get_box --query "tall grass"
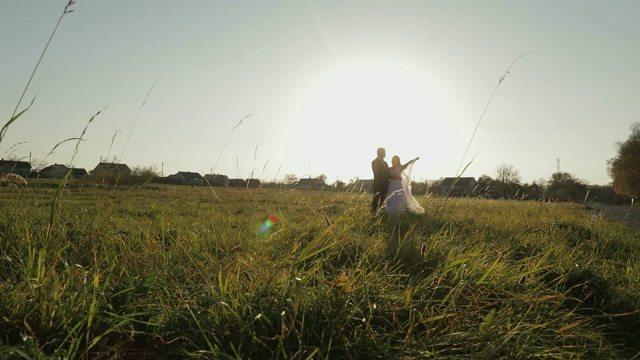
[1,186,640,359]
[119,80,159,163]
[203,114,252,198]
[46,108,106,241]
[6,0,76,130]
[455,52,532,178]
[2,5,638,358]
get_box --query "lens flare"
[257,214,278,237]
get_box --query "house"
[40,164,70,179]
[296,178,326,191]
[91,162,132,177]
[170,171,203,186]
[525,183,544,200]
[479,180,529,199]
[204,173,229,187]
[71,168,88,178]
[247,179,261,188]
[227,178,247,188]
[440,177,477,197]
[478,180,503,199]
[349,179,373,193]
[0,159,31,178]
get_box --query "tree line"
[608,122,640,205]
[7,120,638,206]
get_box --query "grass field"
[1,182,640,359]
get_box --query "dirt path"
[591,204,640,230]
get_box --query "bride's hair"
[392,156,401,167]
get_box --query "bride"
[384,155,425,215]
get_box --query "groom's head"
[377,147,386,158]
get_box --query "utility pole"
[557,158,560,173]
[503,172,507,199]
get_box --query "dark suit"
[371,157,390,213]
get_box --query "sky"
[1,0,639,185]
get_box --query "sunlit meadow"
[3,3,640,358]
[1,182,640,359]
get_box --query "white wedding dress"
[384,163,425,215]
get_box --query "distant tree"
[284,174,298,185]
[496,163,521,185]
[334,180,345,191]
[129,165,159,185]
[131,165,159,179]
[534,178,548,188]
[29,159,46,173]
[588,185,626,205]
[476,174,493,194]
[545,172,588,202]
[608,122,640,203]
[411,180,428,195]
[430,178,444,188]
[477,174,493,187]
[427,178,443,195]
[317,174,328,183]
[495,163,521,198]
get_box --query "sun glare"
[290,59,450,179]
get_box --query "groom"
[371,147,390,214]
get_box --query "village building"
[227,178,247,188]
[479,180,505,199]
[296,178,327,191]
[525,183,544,200]
[246,179,261,188]
[168,171,204,186]
[480,180,536,199]
[349,179,374,193]
[0,159,31,178]
[440,177,477,197]
[39,164,70,179]
[204,173,229,187]
[70,168,88,178]
[91,162,132,177]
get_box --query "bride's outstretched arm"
[401,157,419,171]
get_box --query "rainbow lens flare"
[257,214,278,237]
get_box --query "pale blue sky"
[1,0,639,185]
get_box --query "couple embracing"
[371,147,425,216]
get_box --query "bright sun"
[289,58,450,179]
